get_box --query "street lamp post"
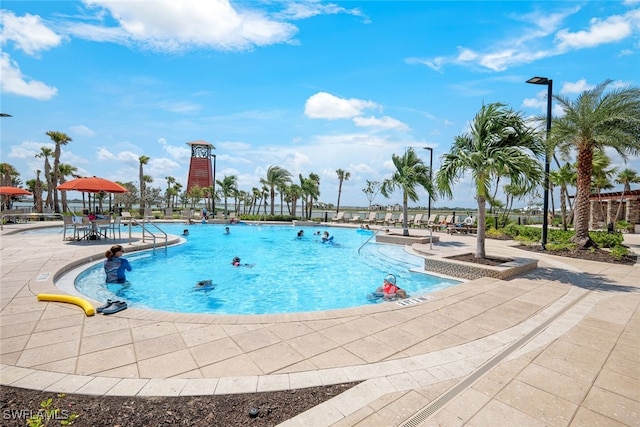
[526,76,553,250]
[423,146,434,249]
[423,147,433,220]
[212,154,217,214]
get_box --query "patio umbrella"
[57,176,128,193]
[0,186,32,196]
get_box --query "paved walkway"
[1,221,638,426]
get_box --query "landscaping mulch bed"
[447,253,510,266]
[0,383,358,427]
[516,245,638,266]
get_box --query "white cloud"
[8,141,52,159]
[353,115,410,131]
[77,0,298,52]
[555,11,638,50]
[0,10,62,56]
[277,2,367,21]
[304,92,378,119]
[0,53,58,100]
[70,125,96,137]
[408,6,640,72]
[560,78,594,94]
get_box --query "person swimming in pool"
[375,274,407,300]
[321,231,333,243]
[297,230,304,238]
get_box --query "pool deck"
[1,221,639,426]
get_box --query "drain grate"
[400,288,594,427]
[396,296,431,307]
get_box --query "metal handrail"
[1,212,63,230]
[358,228,383,254]
[141,219,168,252]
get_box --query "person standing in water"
[104,245,132,283]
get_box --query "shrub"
[610,245,630,260]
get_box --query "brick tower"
[186,140,216,208]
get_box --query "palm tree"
[45,131,72,213]
[35,147,55,210]
[614,168,640,222]
[436,102,543,258]
[260,166,292,216]
[0,163,20,210]
[164,176,176,209]
[216,175,238,219]
[335,169,351,213]
[34,170,44,213]
[549,163,576,230]
[299,173,320,220]
[380,148,432,236]
[58,163,78,212]
[551,80,640,248]
[138,155,150,210]
[590,150,616,224]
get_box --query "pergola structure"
[589,189,640,229]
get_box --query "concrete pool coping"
[1,220,639,426]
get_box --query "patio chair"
[62,216,76,240]
[331,211,345,223]
[362,212,377,224]
[75,217,91,240]
[411,213,424,227]
[394,213,413,227]
[376,212,394,225]
[95,218,113,239]
[348,215,361,224]
[105,216,123,239]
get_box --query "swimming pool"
[73,223,460,315]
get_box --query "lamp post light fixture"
[212,153,217,214]
[526,76,552,250]
[423,146,433,220]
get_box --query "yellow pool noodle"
[37,294,95,316]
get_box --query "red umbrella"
[0,186,32,196]
[57,177,128,193]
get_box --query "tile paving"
[0,221,638,426]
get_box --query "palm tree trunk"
[402,194,409,236]
[572,148,595,248]
[476,195,487,258]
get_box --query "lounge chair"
[180,209,192,222]
[331,212,345,223]
[362,212,377,224]
[348,215,361,224]
[395,214,413,227]
[143,207,154,221]
[411,213,424,228]
[376,212,393,225]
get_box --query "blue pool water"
[73,223,460,315]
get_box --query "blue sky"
[1,0,639,209]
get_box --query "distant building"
[589,189,640,228]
